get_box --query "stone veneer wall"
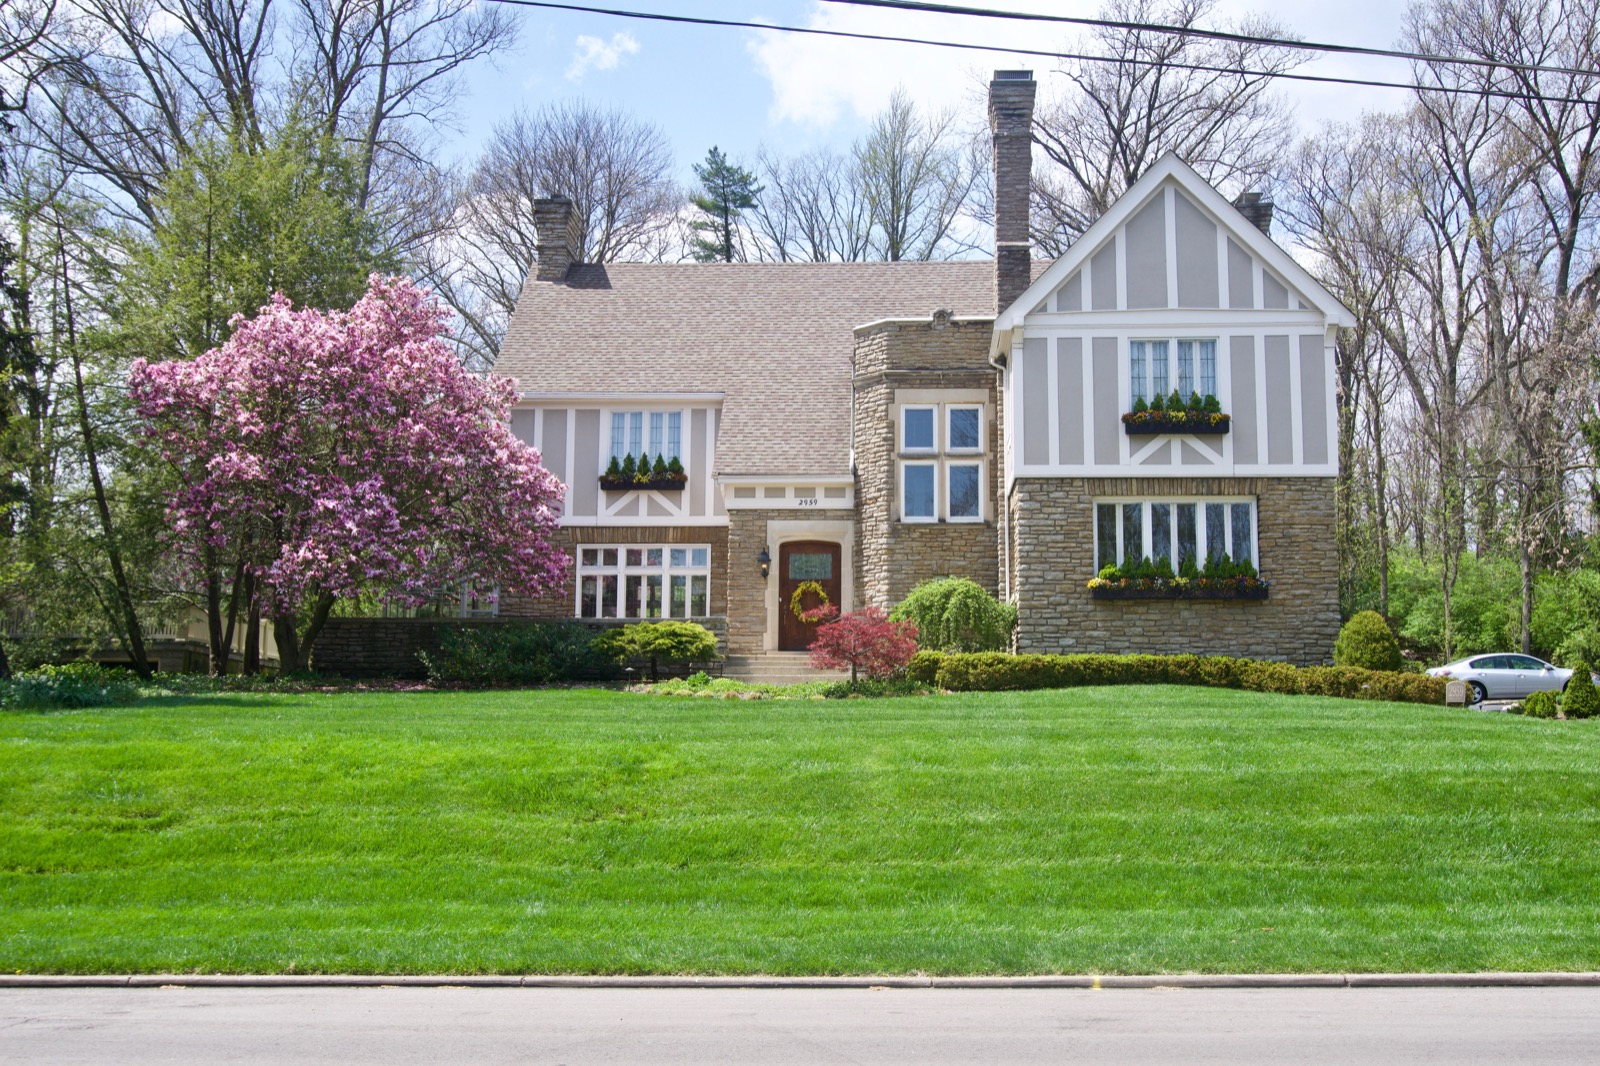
[1008,475,1339,665]
[724,506,856,654]
[499,525,729,621]
[853,317,1001,611]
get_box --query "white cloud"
[566,32,641,82]
[747,1,1412,133]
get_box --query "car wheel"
[1468,681,1488,704]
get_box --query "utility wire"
[482,0,1598,106]
[820,0,1600,81]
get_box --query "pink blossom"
[129,275,569,617]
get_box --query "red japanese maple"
[807,607,919,683]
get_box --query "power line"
[482,0,1598,107]
[820,0,1600,81]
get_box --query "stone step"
[722,653,850,685]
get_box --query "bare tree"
[856,89,980,261]
[424,101,680,364]
[751,146,871,263]
[1031,0,1301,253]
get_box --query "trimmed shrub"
[809,607,919,682]
[593,620,719,681]
[929,651,1447,706]
[890,577,1017,653]
[1560,660,1599,719]
[1521,690,1560,719]
[906,650,944,685]
[1334,611,1402,672]
[0,663,143,710]
[419,622,605,686]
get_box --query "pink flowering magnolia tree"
[807,606,919,684]
[130,275,568,672]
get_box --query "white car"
[1426,654,1584,703]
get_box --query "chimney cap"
[993,69,1033,81]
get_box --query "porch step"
[722,653,851,686]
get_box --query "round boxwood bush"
[890,577,1017,653]
[1561,660,1599,719]
[1519,690,1559,719]
[1333,611,1402,672]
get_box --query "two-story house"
[493,70,1353,671]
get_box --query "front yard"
[2,686,1597,975]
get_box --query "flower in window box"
[666,456,688,484]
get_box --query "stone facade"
[500,524,729,621]
[725,507,857,654]
[988,72,1036,314]
[1007,476,1340,665]
[853,316,1001,610]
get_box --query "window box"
[1121,411,1231,435]
[599,474,687,492]
[1088,577,1269,602]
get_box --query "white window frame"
[576,543,712,619]
[896,402,988,523]
[607,409,685,463]
[1129,337,1220,404]
[945,461,985,523]
[900,461,939,523]
[945,404,984,454]
[1093,497,1257,574]
[900,405,938,454]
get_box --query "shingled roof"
[495,260,1047,478]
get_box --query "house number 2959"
[795,497,820,507]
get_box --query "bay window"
[898,402,987,523]
[578,544,711,618]
[1095,499,1256,573]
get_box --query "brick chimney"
[1232,191,1274,237]
[533,195,583,282]
[989,70,1036,315]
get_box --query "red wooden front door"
[777,541,842,651]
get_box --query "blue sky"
[445,0,1415,180]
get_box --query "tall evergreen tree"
[689,147,762,263]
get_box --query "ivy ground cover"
[3,688,1598,975]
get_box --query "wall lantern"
[757,548,771,580]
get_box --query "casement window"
[1130,339,1219,402]
[1094,499,1256,573]
[898,403,986,523]
[609,411,683,461]
[578,544,711,619]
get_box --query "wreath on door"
[789,580,832,624]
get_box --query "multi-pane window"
[1094,499,1256,573]
[899,403,986,523]
[577,544,711,618]
[609,411,684,461]
[1130,339,1218,402]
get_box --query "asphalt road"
[5,986,1599,1064]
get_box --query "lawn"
[2,686,1597,975]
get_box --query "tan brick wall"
[501,525,729,621]
[853,318,1001,611]
[1008,475,1339,665]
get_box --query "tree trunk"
[242,573,261,676]
[1519,541,1534,655]
[61,232,152,679]
[0,636,11,680]
[273,611,302,674]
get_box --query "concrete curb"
[4,973,1599,990]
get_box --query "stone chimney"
[533,195,583,282]
[1232,191,1274,237]
[989,70,1036,315]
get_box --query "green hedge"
[418,622,609,686]
[916,651,1447,705]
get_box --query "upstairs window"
[899,402,986,523]
[610,411,683,461]
[1131,339,1218,403]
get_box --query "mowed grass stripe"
[2,686,1597,974]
